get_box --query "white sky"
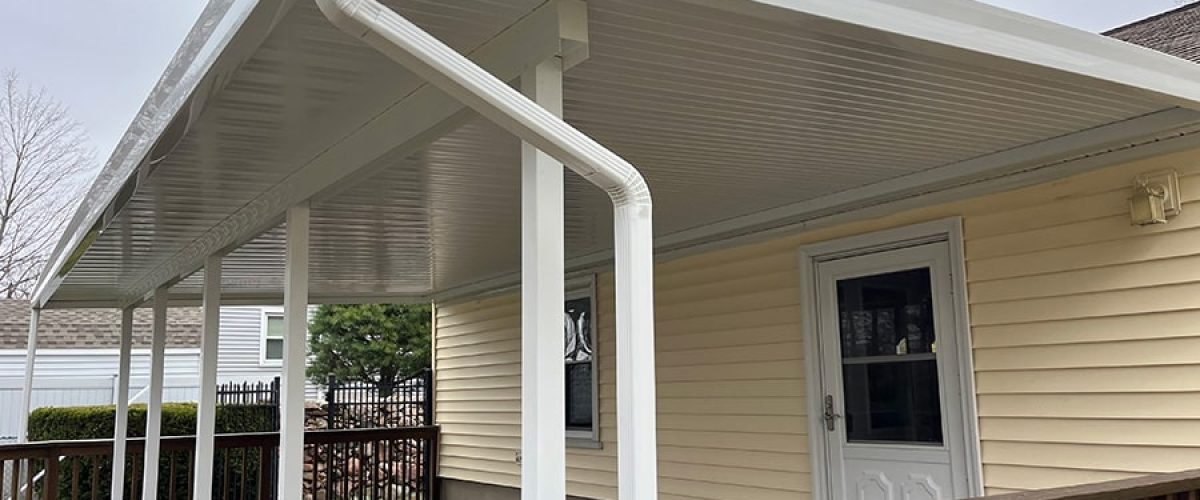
[0,0,1188,175]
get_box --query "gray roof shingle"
[0,300,201,349]
[1106,2,1200,62]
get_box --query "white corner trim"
[796,217,983,498]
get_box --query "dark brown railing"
[974,469,1200,500]
[0,426,438,500]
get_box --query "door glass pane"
[837,267,943,444]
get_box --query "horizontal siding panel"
[978,393,1200,419]
[982,464,1143,491]
[976,365,1200,393]
[981,441,1200,474]
[981,418,1200,447]
[971,281,1200,326]
[658,445,809,473]
[969,254,1200,304]
[974,337,1200,371]
[966,201,1200,260]
[967,226,1200,281]
[971,310,1200,348]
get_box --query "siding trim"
[797,217,984,497]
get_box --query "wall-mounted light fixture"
[1130,169,1181,226]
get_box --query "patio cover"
[32,0,1200,309]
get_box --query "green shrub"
[27,403,276,499]
[28,402,276,441]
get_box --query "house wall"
[0,306,321,443]
[432,147,1200,498]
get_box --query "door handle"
[824,395,840,431]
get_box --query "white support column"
[193,255,222,499]
[142,286,169,499]
[278,202,310,499]
[519,58,566,500]
[18,308,40,443]
[111,307,135,499]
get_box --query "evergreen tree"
[306,304,432,397]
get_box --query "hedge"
[26,403,276,499]
[27,402,276,441]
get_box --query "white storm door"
[815,242,971,500]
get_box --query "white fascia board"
[684,0,1200,110]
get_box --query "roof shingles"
[1107,2,1200,63]
[0,300,201,349]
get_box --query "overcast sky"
[0,0,1187,176]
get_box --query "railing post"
[325,375,337,430]
[44,448,58,499]
[272,376,282,432]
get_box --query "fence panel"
[325,369,433,430]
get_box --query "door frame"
[798,217,983,498]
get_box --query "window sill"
[566,436,602,450]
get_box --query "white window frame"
[259,307,285,367]
[565,275,600,448]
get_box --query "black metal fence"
[325,369,434,430]
[216,378,281,432]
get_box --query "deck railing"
[974,469,1200,500]
[0,426,438,500]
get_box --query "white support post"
[193,255,222,499]
[519,58,566,500]
[18,308,40,443]
[142,286,169,499]
[111,307,135,499]
[278,202,310,499]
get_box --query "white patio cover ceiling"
[34,0,1200,308]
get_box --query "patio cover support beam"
[519,58,565,500]
[278,202,310,498]
[142,285,169,499]
[315,1,658,497]
[111,307,135,499]
[18,308,39,443]
[193,255,222,499]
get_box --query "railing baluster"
[238,447,247,499]
[221,448,231,500]
[70,456,79,500]
[168,451,178,500]
[89,456,98,500]
[186,449,194,500]
[131,454,140,500]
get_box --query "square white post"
[18,308,39,443]
[520,57,566,500]
[142,285,169,499]
[193,255,222,498]
[111,306,135,498]
[278,202,310,498]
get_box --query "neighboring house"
[20,0,1200,499]
[0,301,317,442]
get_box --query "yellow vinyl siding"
[435,148,1200,498]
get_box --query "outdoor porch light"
[1130,170,1181,226]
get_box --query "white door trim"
[798,217,983,499]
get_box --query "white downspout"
[312,1,658,498]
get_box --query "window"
[565,280,598,444]
[262,311,285,365]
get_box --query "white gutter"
[313,1,658,499]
